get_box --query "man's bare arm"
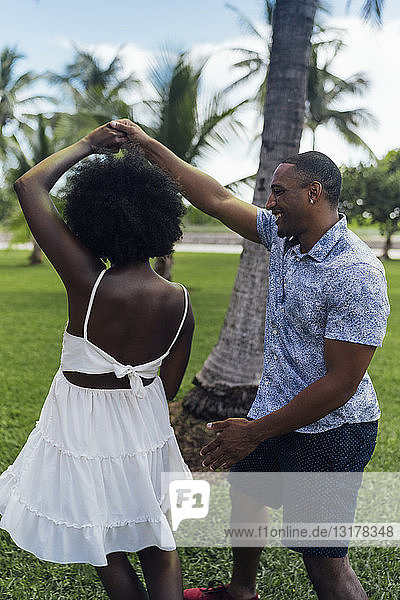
[110,119,260,243]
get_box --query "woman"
[0,123,194,600]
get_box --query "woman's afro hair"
[62,148,185,265]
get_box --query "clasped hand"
[82,123,129,154]
[200,418,260,471]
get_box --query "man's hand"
[200,418,261,471]
[109,119,151,147]
[82,123,127,154]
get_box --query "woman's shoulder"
[155,279,189,314]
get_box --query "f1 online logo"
[169,480,210,531]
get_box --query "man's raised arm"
[110,119,260,243]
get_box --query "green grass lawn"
[0,250,399,599]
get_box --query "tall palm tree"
[305,39,375,154]
[225,3,375,154]
[47,47,138,94]
[183,0,318,418]
[183,0,385,419]
[145,50,245,164]
[222,1,274,112]
[144,50,246,278]
[4,114,56,264]
[47,47,139,96]
[0,46,47,157]
[47,47,140,145]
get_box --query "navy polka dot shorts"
[229,420,378,558]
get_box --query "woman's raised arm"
[14,123,126,287]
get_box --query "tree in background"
[1,47,140,264]
[1,114,57,264]
[1,46,245,270]
[225,2,375,155]
[223,1,274,113]
[0,46,47,157]
[144,49,246,279]
[183,0,385,420]
[305,35,375,154]
[46,47,139,144]
[0,46,54,228]
[183,0,318,419]
[341,149,400,260]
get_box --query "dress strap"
[83,270,107,340]
[165,284,189,354]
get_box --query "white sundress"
[0,269,192,566]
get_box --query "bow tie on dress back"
[113,364,145,398]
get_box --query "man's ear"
[308,181,323,204]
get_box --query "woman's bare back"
[64,262,188,389]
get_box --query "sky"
[2,0,400,194]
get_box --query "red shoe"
[183,582,260,599]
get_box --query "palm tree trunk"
[183,0,318,420]
[29,238,42,265]
[381,224,397,260]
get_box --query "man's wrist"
[248,417,270,445]
[142,136,162,162]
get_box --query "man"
[110,120,390,600]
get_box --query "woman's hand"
[82,122,128,154]
[109,119,151,147]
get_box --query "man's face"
[266,163,310,239]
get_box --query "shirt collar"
[291,214,348,262]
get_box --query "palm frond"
[323,72,370,104]
[147,50,203,159]
[45,46,139,101]
[225,173,257,192]
[225,3,265,38]
[361,0,384,24]
[330,110,377,158]
[188,95,247,162]
[263,1,275,25]
[346,0,384,24]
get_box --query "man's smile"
[272,210,284,224]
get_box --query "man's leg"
[303,554,368,600]
[185,436,279,599]
[280,422,378,600]
[227,487,268,600]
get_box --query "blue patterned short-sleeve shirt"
[248,209,390,433]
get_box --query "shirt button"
[296,257,300,262]
[273,329,278,335]
[280,307,284,312]
[273,354,278,360]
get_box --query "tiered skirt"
[0,369,191,566]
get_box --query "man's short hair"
[283,151,342,207]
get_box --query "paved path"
[180,231,400,249]
[1,231,400,258]
[175,231,400,259]
[176,243,400,259]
